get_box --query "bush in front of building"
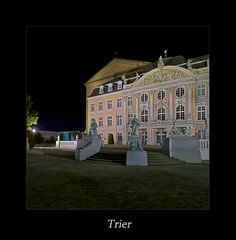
[108,134,114,144]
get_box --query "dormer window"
[117,81,122,90]
[99,86,104,94]
[108,83,113,92]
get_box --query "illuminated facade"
[85,54,209,145]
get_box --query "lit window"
[99,102,103,111]
[158,90,165,100]
[90,103,95,112]
[176,87,184,97]
[141,109,148,122]
[197,106,206,120]
[99,86,104,94]
[99,117,103,127]
[157,107,166,120]
[108,83,113,92]
[127,97,133,106]
[117,81,122,90]
[141,93,148,103]
[107,100,112,110]
[117,115,122,126]
[117,98,122,108]
[107,116,112,126]
[197,84,206,96]
[128,113,133,124]
[176,105,185,120]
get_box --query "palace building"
[84,53,209,145]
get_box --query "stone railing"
[56,140,77,149]
[198,140,209,160]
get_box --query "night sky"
[26,26,209,132]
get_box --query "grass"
[26,150,209,210]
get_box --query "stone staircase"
[86,148,185,166]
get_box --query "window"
[176,105,185,120]
[99,86,104,94]
[176,87,184,97]
[157,107,166,120]
[90,103,95,112]
[117,115,122,126]
[117,132,122,143]
[197,106,206,120]
[127,97,133,106]
[117,81,122,90]
[141,109,148,122]
[141,93,148,103]
[158,90,165,100]
[197,84,206,96]
[99,133,103,140]
[98,117,103,127]
[141,130,148,145]
[99,102,103,111]
[107,100,112,110]
[107,116,112,126]
[117,98,122,108]
[128,113,133,124]
[197,129,206,139]
[108,83,113,92]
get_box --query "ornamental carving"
[134,66,193,88]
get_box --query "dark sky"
[26,26,209,132]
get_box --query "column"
[188,84,192,119]
[150,91,154,121]
[123,96,127,144]
[135,94,139,118]
[148,128,152,145]
[169,88,173,120]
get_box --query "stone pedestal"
[126,150,148,166]
[126,135,148,166]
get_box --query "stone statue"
[158,55,164,68]
[130,115,140,136]
[75,134,79,141]
[90,118,98,136]
[57,135,60,141]
[169,121,179,135]
[187,58,193,70]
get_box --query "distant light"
[32,128,36,133]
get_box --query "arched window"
[176,105,185,120]
[157,107,166,120]
[141,109,148,122]
[157,90,165,100]
[141,93,148,103]
[176,87,184,97]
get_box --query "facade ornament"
[158,55,164,68]
[187,58,193,70]
[164,49,167,58]
[122,75,127,85]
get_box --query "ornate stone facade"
[85,55,209,145]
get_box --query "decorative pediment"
[133,66,194,88]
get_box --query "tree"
[27,95,39,131]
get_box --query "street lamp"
[32,128,36,133]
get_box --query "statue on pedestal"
[90,118,98,136]
[130,115,140,136]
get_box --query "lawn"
[26,151,209,210]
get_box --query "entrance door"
[156,129,167,145]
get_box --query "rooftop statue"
[158,55,164,68]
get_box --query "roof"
[88,54,209,98]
